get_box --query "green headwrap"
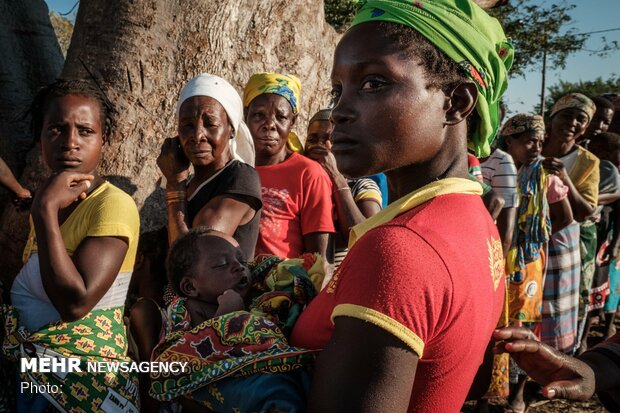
[350,0,514,157]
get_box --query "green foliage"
[489,0,586,77]
[324,0,358,33]
[49,12,74,57]
[534,75,620,116]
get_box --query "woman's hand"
[543,157,569,182]
[306,146,344,183]
[157,137,190,188]
[12,188,33,211]
[33,172,93,213]
[493,326,596,400]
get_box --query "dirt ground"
[461,317,618,413]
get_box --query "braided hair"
[30,79,115,142]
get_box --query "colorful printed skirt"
[605,260,620,313]
[1,305,139,413]
[508,250,547,323]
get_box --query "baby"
[151,227,321,412]
[166,227,251,326]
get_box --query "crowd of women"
[0,0,619,412]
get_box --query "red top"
[291,193,505,413]
[255,152,335,258]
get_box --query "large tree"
[0,0,339,281]
[0,0,64,286]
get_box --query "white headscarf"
[176,74,255,166]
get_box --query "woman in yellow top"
[541,93,600,355]
[5,79,140,413]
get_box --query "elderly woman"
[133,74,262,411]
[157,73,262,258]
[542,93,600,355]
[243,73,335,260]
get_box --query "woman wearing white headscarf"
[157,73,262,259]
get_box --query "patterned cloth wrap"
[149,254,325,411]
[1,305,139,413]
[507,158,551,322]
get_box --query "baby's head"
[167,228,251,302]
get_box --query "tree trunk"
[0,0,63,285]
[0,0,338,280]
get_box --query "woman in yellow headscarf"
[243,72,335,261]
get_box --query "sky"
[45,0,620,114]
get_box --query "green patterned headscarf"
[350,0,514,157]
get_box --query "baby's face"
[190,235,251,302]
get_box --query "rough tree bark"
[0,0,63,285]
[0,0,338,280]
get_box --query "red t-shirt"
[291,193,505,413]
[255,152,335,258]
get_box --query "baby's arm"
[185,298,216,327]
[214,289,245,317]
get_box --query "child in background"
[304,108,382,268]
[578,96,615,149]
[481,142,518,256]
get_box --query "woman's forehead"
[179,95,227,117]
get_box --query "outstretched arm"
[493,327,596,400]
[0,157,30,198]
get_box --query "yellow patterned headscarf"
[500,114,545,137]
[243,72,304,153]
[243,72,302,113]
[550,93,596,121]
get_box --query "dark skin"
[157,96,256,245]
[0,156,31,209]
[178,234,250,326]
[245,93,331,258]
[33,95,128,321]
[583,107,614,141]
[505,131,574,233]
[494,326,620,398]
[542,108,596,222]
[308,22,478,412]
[305,119,381,244]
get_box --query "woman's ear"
[443,81,478,126]
[180,276,197,297]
